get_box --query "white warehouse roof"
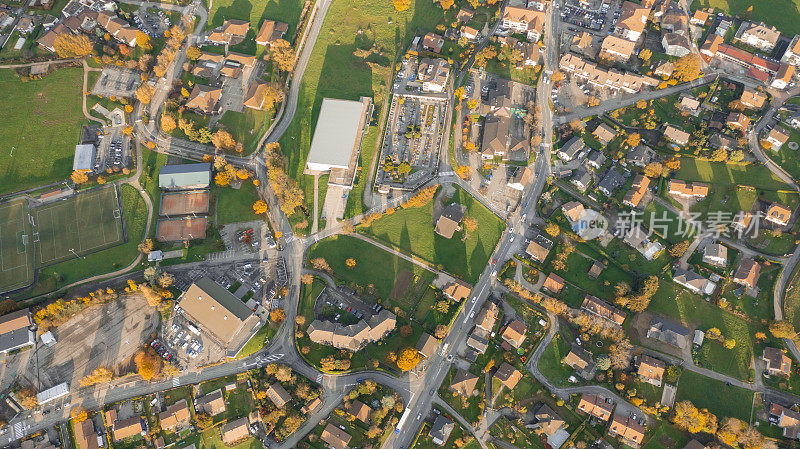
[306,98,371,172]
[36,382,69,404]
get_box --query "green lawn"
[641,422,689,449]
[215,182,261,225]
[438,367,485,426]
[691,0,800,35]
[675,370,754,421]
[0,68,88,194]
[236,321,278,358]
[217,108,274,155]
[360,185,505,283]
[536,332,574,386]
[784,264,800,331]
[276,0,443,230]
[343,123,380,219]
[765,128,800,182]
[207,0,306,42]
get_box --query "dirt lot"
[35,294,160,389]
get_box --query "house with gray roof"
[570,168,592,192]
[557,137,585,161]
[429,415,455,446]
[159,163,211,190]
[596,168,625,196]
[587,151,607,169]
[647,316,691,349]
[673,267,716,295]
[626,145,656,167]
[0,309,35,354]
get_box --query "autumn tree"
[672,401,718,434]
[545,222,560,237]
[270,308,286,323]
[215,172,230,186]
[253,200,268,214]
[609,339,633,370]
[71,170,89,184]
[639,48,652,62]
[710,148,727,161]
[134,348,162,381]
[668,240,690,258]
[17,388,38,409]
[186,46,201,60]
[643,162,663,178]
[211,129,236,152]
[345,258,357,269]
[396,347,420,371]
[79,366,114,387]
[157,273,174,288]
[276,364,292,382]
[392,0,411,10]
[439,0,455,8]
[673,54,702,82]
[138,238,154,254]
[54,34,94,58]
[136,31,152,51]
[770,320,796,339]
[311,257,331,273]
[435,324,448,338]
[301,274,314,285]
[625,132,641,148]
[135,83,155,105]
[161,114,177,133]
[71,407,88,422]
[196,412,213,429]
[269,39,296,73]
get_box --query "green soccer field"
[0,198,34,293]
[33,185,124,266]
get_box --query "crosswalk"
[12,422,23,440]
[172,377,180,387]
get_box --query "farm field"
[0,68,87,194]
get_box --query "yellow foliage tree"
[392,0,411,11]
[71,170,89,184]
[134,348,162,381]
[71,407,88,422]
[345,258,356,269]
[215,172,230,186]
[253,200,268,214]
[161,114,177,133]
[396,347,420,371]
[270,308,286,323]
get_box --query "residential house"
[525,233,553,262]
[243,80,273,110]
[765,126,791,150]
[421,32,444,53]
[733,258,761,289]
[254,19,287,46]
[702,243,728,267]
[661,10,689,35]
[762,347,792,376]
[577,394,613,421]
[673,267,716,295]
[587,151,607,170]
[466,331,489,353]
[266,383,292,407]
[663,125,690,147]
[597,168,625,196]
[732,211,755,233]
[769,403,800,439]
[0,309,35,354]
[679,95,701,114]
[461,26,478,40]
[429,415,455,446]
[417,58,450,92]
[158,400,191,431]
[196,390,226,416]
[494,363,522,389]
[772,63,795,89]
[559,54,659,94]
[668,180,708,200]
[593,123,616,145]
[501,319,527,348]
[622,174,650,208]
[516,40,540,66]
[501,6,545,41]
[416,333,438,358]
[700,33,723,59]
[588,261,605,279]
[727,111,751,131]
[599,35,637,62]
[736,21,780,51]
[508,166,534,190]
[614,1,649,41]
[647,316,691,349]
[690,9,709,25]
[637,355,666,386]
[564,345,593,370]
[185,85,222,115]
[450,369,479,397]
[782,34,800,66]
[543,273,565,294]
[654,61,675,78]
[435,203,465,238]
[348,401,372,424]
[765,203,792,226]
[456,8,474,23]
[301,398,321,414]
[321,423,351,449]
[15,16,35,34]
[207,19,249,45]
[571,31,594,55]
[475,302,499,333]
[110,415,145,441]
[571,168,592,192]
[608,415,646,446]
[221,418,249,445]
[740,88,767,109]
[626,145,656,167]
[443,280,471,302]
[74,418,99,449]
[558,137,585,161]
[581,295,626,325]
[530,404,569,449]
[480,114,528,161]
[621,225,664,260]
[37,23,68,52]
[662,33,692,57]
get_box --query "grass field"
[537,332,574,386]
[277,0,443,228]
[0,68,87,194]
[216,182,260,225]
[360,186,505,282]
[765,128,800,182]
[33,185,124,266]
[0,198,34,292]
[217,108,274,155]
[207,0,306,42]
[784,264,800,331]
[675,370,754,420]
[691,0,800,35]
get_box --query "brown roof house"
[664,125,690,147]
[221,417,250,445]
[196,389,226,416]
[608,414,646,446]
[348,400,372,424]
[543,273,565,294]
[456,8,474,23]
[581,295,626,325]
[442,280,471,302]
[494,363,522,390]
[158,399,191,431]
[266,383,292,407]
[501,319,527,349]
[668,180,708,200]
[254,19,288,46]
[207,19,249,45]
[525,235,553,262]
[733,258,761,290]
[450,369,479,397]
[577,394,613,421]
[110,416,146,441]
[765,126,791,150]
[185,85,222,116]
[416,333,439,358]
[614,1,650,41]
[762,347,792,376]
[475,302,499,333]
[321,423,351,449]
[765,203,792,227]
[593,123,617,145]
[531,404,568,447]
[622,174,650,208]
[769,403,800,439]
[74,419,99,449]
[243,80,276,111]
[564,345,594,371]
[740,88,767,109]
[435,203,465,239]
[637,355,666,386]
[421,32,444,53]
[726,112,751,131]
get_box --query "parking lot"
[134,7,171,38]
[91,67,141,99]
[313,284,385,324]
[560,0,619,33]
[93,128,132,173]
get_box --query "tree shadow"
[210,0,252,28]
[261,0,307,42]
